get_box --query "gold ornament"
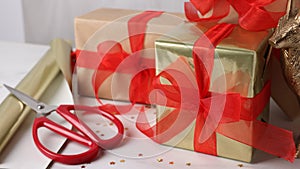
[269,9,300,97]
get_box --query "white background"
[0,0,186,44]
[0,0,24,42]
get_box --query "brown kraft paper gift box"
[74,8,184,102]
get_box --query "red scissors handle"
[32,105,124,165]
[32,117,99,165]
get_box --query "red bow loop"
[185,0,288,31]
[185,0,231,22]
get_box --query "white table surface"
[0,41,299,169]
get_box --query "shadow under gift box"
[74,8,184,102]
[155,22,272,163]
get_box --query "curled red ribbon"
[185,0,287,31]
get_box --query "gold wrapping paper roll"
[0,39,72,154]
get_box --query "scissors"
[4,84,124,165]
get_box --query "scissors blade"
[3,84,56,114]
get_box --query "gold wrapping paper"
[155,23,271,163]
[0,39,72,153]
[74,8,184,101]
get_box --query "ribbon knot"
[140,9,295,161]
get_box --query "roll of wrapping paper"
[0,39,72,153]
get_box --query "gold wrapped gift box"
[155,22,271,162]
[74,8,184,102]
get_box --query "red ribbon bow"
[179,0,295,161]
[137,23,295,162]
[75,4,296,162]
[185,0,287,31]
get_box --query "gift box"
[154,22,273,163]
[74,8,184,103]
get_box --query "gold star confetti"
[295,141,300,158]
[109,122,114,126]
[169,161,174,165]
[109,161,116,165]
[124,127,129,131]
[186,162,191,166]
[237,164,243,167]
[120,159,125,163]
[156,158,163,162]
[96,130,100,133]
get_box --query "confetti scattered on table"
[138,153,143,157]
[169,161,174,165]
[237,164,243,167]
[124,127,129,131]
[81,165,86,168]
[157,158,163,162]
[186,162,191,166]
[100,134,105,137]
[120,159,125,163]
[96,122,101,125]
[130,116,135,119]
[109,161,116,165]
[96,130,100,133]
[109,122,114,126]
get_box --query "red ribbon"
[76,11,163,104]
[75,3,296,162]
[180,0,295,161]
[185,0,287,31]
[136,23,295,161]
